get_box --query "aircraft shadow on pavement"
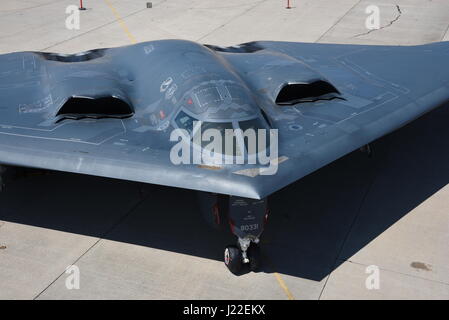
[1,103,448,281]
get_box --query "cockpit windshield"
[174,110,270,157]
[200,121,237,156]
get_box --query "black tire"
[247,243,261,271]
[224,245,242,274]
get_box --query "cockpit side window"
[175,111,196,135]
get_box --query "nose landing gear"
[197,192,268,274]
[224,239,261,274]
[223,196,267,274]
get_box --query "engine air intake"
[275,80,341,105]
[56,96,133,122]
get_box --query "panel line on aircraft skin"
[0,120,126,146]
[336,57,410,94]
[0,123,66,132]
[291,94,400,136]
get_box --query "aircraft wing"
[0,40,448,199]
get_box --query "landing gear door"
[229,196,267,239]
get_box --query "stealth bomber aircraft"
[1,39,448,273]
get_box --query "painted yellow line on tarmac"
[274,272,295,300]
[103,0,137,44]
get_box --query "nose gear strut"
[223,196,267,274]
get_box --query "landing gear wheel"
[247,243,261,271]
[224,245,242,274]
